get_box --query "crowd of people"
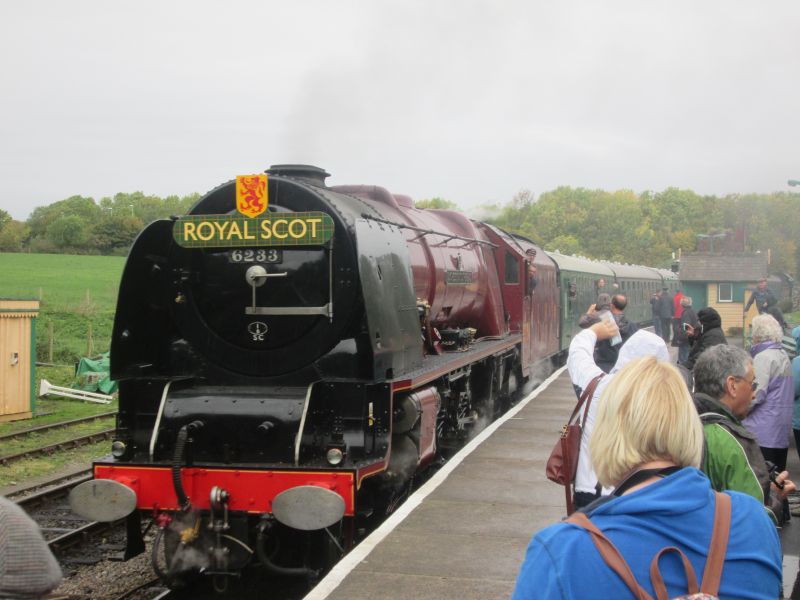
[514,278,799,599]
[1,276,796,599]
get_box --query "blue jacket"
[511,468,781,600]
[792,326,800,430]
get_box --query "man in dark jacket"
[657,287,674,344]
[693,344,795,526]
[593,294,639,373]
[650,290,662,338]
[684,306,727,371]
[744,278,778,315]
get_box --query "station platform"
[304,362,800,600]
[304,366,572,600]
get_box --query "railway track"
[9,468,167,600]
[0,427,117,465]
[11,468,121,554]
[0,411,116,445]
[11,468,93,506]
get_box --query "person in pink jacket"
[672,288,684,346]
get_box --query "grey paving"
[322,369,575,600]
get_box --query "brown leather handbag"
[545,374,603,515]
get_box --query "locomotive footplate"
[90,463,355,516]
[390,334,522,392]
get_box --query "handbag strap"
[567,491,731,599]
[566,374,604,429]
[564,480,575,516]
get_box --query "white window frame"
[718,282,733,303]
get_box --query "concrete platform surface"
[305,367,573,600]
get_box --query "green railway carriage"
[649,267,680,303]
[547,253,677,352]
[605,262,663,326]
[548,253,615,350]
[654,268,680,295]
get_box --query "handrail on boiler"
[360,214,498,248]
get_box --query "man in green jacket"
[693,344,795,526]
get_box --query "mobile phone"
[767,462,785,490]
[682,323,690,332]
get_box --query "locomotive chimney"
[266,164,330,187]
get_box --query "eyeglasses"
[734,376,758,392]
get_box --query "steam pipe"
[256,519,319,579]
[151,528,171,584]
[172,420,205,511]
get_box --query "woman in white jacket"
[567,322,670,508]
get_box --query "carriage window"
[568,281,577,299]
[718,283,733,303]
[505,252,519,284]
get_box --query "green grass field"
[0,253,125,365]
[0,253,125,466]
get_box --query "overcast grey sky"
[1,1,799,220]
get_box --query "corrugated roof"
[547,252,615,276]
[678,252,767,282]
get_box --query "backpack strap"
[649,547,698,600]
[648,491,730,598]
[567,512,653,600]
[568,491,731,599]
[700,491,731,594]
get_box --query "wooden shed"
[678,252,768,335]
[0,298,39,422]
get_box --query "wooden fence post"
[87,322,94,357]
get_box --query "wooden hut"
[0,298,40,422]
[678,252,768,336]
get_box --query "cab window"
[505,252,519,284]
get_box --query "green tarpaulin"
[74,352,117,394]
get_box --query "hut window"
[718,283,733,303]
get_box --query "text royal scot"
[172,212,334,248]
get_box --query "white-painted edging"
[303,365,567,599]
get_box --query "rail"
[0,428,116,465]
[0,412,116,444]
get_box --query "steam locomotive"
[69,165,678,591]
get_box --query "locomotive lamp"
[111,440,127,458]
[326,447,345,466]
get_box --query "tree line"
[2,187,798,278]
[0,192,200,255]
[494,188,800,275]
[420,189,800,276]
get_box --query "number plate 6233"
[229,249,283,264]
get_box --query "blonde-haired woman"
[512,357,781,600]
[744,313,794,472]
